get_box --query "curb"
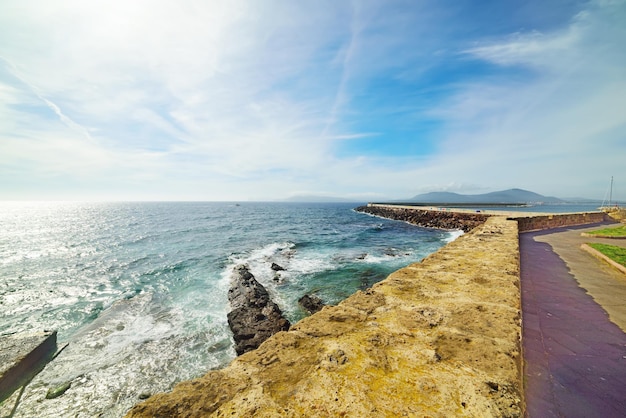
[581,232,626,239]
[581,244,626,275]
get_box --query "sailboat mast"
[609,176,613,207]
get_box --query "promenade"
[520,222,626,417]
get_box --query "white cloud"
[0,0,624,200]
[0,0,351,197]
[415,0,626,198]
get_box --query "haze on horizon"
[1,0,624,202]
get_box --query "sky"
[0,0,624,201]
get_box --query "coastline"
[3,204,620,416]
[127,215,523,417]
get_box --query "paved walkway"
[520,222,626,417]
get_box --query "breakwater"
[361,203,611,233]
[355,205,489,232]
[127,216,523,417]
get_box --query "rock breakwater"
[355,204,489,232]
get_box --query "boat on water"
[599,176,622,212]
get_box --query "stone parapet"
[513,212,608,232]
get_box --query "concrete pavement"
[520,222,626,417]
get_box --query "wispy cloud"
[2,56,96,145]
[417,0,626,197]
[321,1,360,137]
[0,0,624,200]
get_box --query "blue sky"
[1,0,624,201]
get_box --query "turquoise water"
[0,201,457,417]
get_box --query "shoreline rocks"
[298,294,325,315]
[270,262,285,271]
[226,265,290,355]
[355,205,488,232]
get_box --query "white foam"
[285,252,335,274]
[224,242,295,270]
[222,241,339,280]
[360,253,398,263]
[445,230,464,243]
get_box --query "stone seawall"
[356,205,489,232]
[513,212,608,232]
[127,217,523,417]
[361,203,610,232]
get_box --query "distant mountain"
[407,188,563,204]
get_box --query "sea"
[0,201,462,417]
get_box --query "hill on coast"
[406,188,563,204]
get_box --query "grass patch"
[588,243,626,267]
[586,225,626,237]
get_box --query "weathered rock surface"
[298,294,325,315]
[226,265,290,355]
[355,204,489,232]
[127,217,522,417]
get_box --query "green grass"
[588,243,626,267]
[586,225,626,237]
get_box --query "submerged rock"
[227,265,290,355]
[298,294,325,315]
[270,262,285,271]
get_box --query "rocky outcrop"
[355,205,488,232]
[298,294,325,315]
[226,265,290,355]
[127,217,523,417]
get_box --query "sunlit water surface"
[0,201,459,417]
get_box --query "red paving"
[520,226,626,417]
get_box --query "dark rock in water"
[271,262,285,271]
[298,294,325,315]
[227,265,290,355]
